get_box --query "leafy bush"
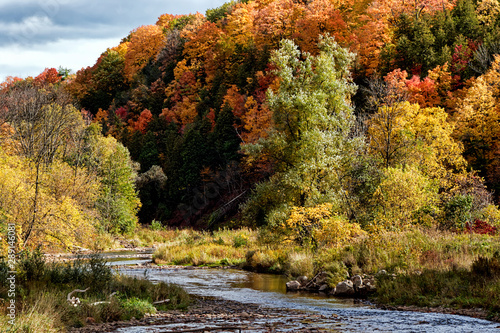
[324,261,349,287]
[371,166,438,230]
[150,220,165,231]
[465,219,498,235]
[471,253,500,279]
[233,234,248,248]
[120,297,156,320]
[443,194,473,230]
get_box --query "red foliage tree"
[34,68,61,85]
[130,109,153,134]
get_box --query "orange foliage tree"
[295,0,354,54]
[129,109,153,134]
[253,0,305,49]
[384,68,441,107]
[160,60,201,128]
[124,25,165,82]
[34,68,61,85]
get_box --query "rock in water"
[352,275,363,288]
[334,280,355,296]
[297,276,308,286]
[286,280,301,291]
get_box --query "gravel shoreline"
[68,296,344,332]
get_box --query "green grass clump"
[120,297,157,320]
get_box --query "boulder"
[334,280,355,296]
[315,271,329,285]
[286,280,301,291]
[319,284,329,292]
[297,276,309,286]
[351,275,363,288]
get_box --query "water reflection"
[231,271,287,294]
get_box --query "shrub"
[443,194,473,230]
[17,248,46,282]
[120,297,156,320]
[465,219,498,235]
[233,234,248,248]
[471,253,500,279]
[150,220,164,231]
[324,261,349,287]
[371,166,438,230]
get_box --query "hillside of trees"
[2,0,500,249]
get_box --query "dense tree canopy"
[2,0,500,245]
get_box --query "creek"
[114,265,500,332]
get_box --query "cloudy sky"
[0,0,228,82]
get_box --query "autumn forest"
[2,0,500,329]
[3,0,500,248]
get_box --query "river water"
[116,266,500,332]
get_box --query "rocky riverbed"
[69,296,347,332]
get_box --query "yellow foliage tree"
[278,203,365,249]
[371,166,439,231]
[454,55,500,187]
[367,101,466,184]
[0,148,98,251]
[224,2,256,46]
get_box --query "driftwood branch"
[153,299,170,305]
[67,287,90,307]
[67,288,120,307]
[89,291,118,306]
[67,287,90,302]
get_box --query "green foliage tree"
[242,35,363,226]
[94,136,141,234]
[206,1,237,23]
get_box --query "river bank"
[50,246,499,326]
[67,284,500,333]
[31,225,500,329]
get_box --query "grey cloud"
[0,0,228,80]
[0,0,227,47]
